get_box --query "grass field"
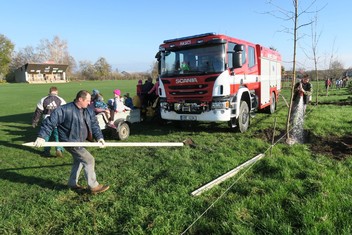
[0,80,351,234]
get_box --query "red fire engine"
[155,33,281,132]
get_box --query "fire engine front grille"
[168,84,208,89]
[169,91,208,96]
[168,83,209,96]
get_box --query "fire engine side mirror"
[155,52,161,75]
[232,44,244,69]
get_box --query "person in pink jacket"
[107,89,131,128]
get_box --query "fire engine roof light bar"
[163,32,216,43]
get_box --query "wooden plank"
[191,153,265,196]
[22,142,184,147]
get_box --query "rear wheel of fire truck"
[266,92,276,114]
[117,122,130,140]
[230,101,249,133]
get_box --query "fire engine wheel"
[266,92,276,114]
[116,122,130,140]
[236,101,250,133]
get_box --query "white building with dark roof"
[15,63,68,83]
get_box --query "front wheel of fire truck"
[236,101,250,133]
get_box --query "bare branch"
[297,21,314,30]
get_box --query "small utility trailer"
[96,109,141,141]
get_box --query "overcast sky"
[1,0,350,72]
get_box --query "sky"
[1,0,350,73]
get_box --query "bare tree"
[286,0,299,140]
[267,0,322,140]
[37,36,68,63]
[10,46,41,72]
[10,36,76,76]
[150,61,159,79]
[329,60,344,80]
[309,13,321,105]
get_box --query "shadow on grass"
[0,112,38,143]
[0,112,33,124]
[0,163,71,191]
[0,140,45,156]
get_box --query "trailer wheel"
[236,101,250,133]
[117,122,130,140]
[266,92,276,114]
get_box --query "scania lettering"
[176,78,198,84]
[156,33,281,132]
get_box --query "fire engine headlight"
[211,101,229,109]
[160,102,169,109]
[174,103,181,111]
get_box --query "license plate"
[180,115,197,121]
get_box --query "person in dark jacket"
[32,86,66,157]
[293,74,312,112]
[34,90,109,194]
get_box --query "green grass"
[0,81,351,234]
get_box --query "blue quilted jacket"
[38,102,103,142]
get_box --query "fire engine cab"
[156,33,281,132]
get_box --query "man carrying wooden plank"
[34,90,109,194]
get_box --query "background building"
[15,63,68,83]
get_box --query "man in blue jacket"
[34,90,109,194]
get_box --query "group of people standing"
[325,76,349,90]
[137,76,159,109]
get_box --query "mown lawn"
[0,80,351,234]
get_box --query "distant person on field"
[32,86,66,157]
[325,78,331,90]
[34,90,109,194]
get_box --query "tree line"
[0,33,349,83]
[0,34,158,82]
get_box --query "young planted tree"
[267,0,320,140]
[309,13,322,105]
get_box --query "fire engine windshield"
[160,44,225,77]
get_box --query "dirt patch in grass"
[317,101,352,106]
[254,129,352,161]
[307,133,352,160]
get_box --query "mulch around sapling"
[254,128,352,161]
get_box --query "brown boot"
[69,184,86,191]
[90,184,110,194]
